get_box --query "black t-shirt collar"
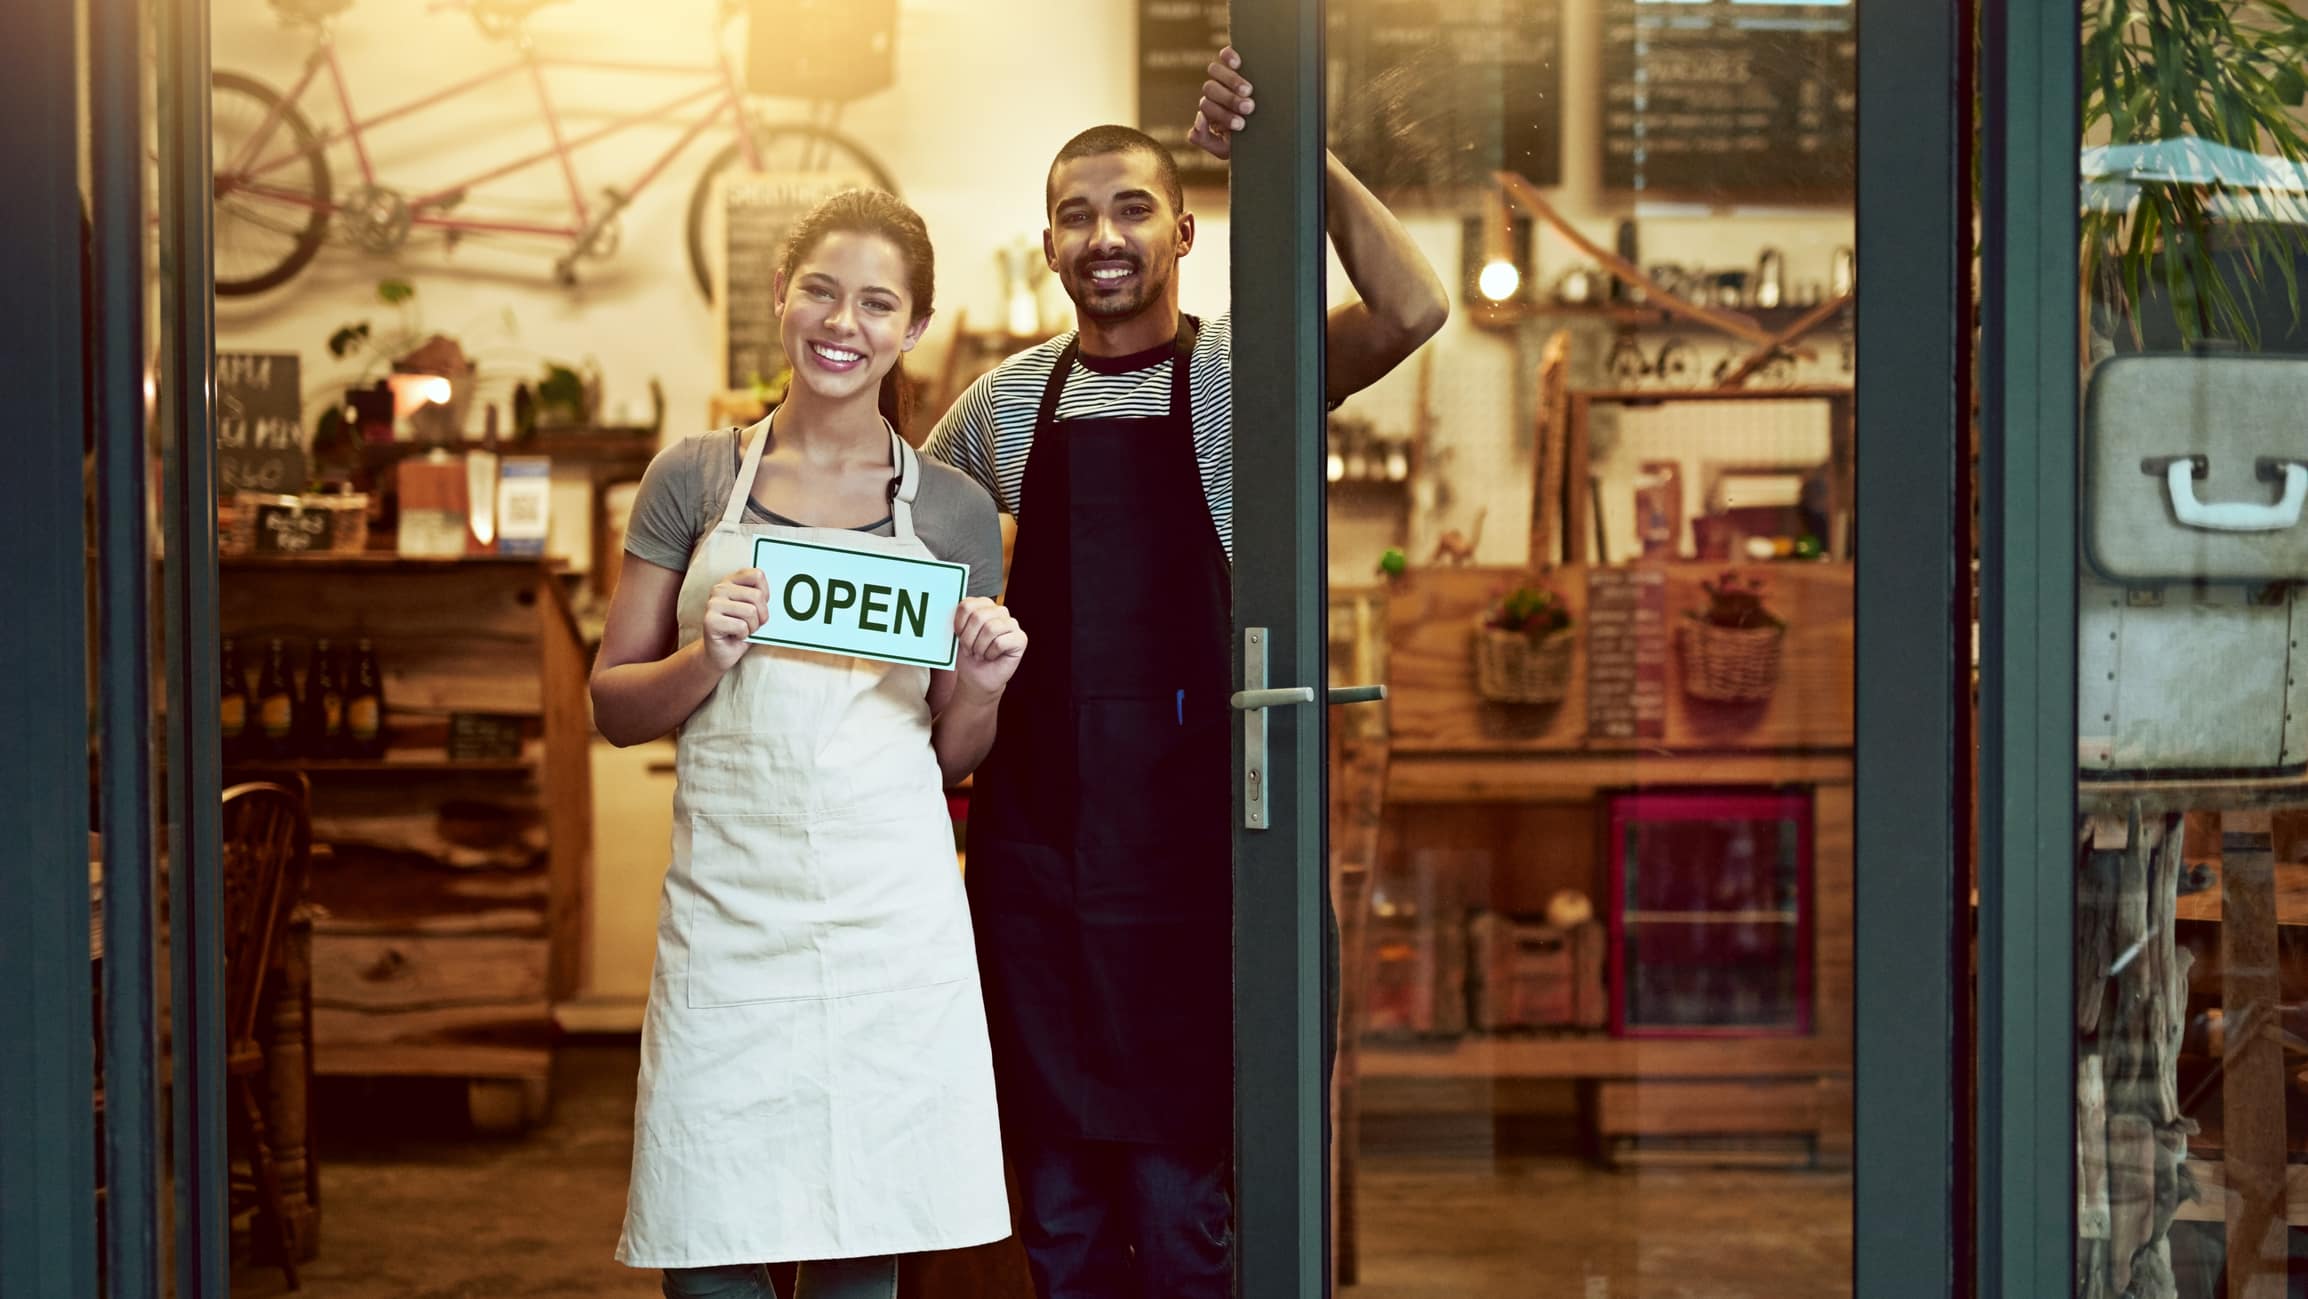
[1072,316,1197,375]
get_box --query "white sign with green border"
[747,534,967,669]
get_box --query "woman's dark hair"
[776,188,934,436]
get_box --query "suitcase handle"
[2161,457,2308,532]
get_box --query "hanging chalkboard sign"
[1585,566,1668,742]
[1328,0,1564,192]
[1601,0,1855,199]
[216,352,306,495]
[1136,0,1230,189]
[1135,0,1564,194]
[718,171,878,391]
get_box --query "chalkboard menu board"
[1585,567,1668,742]
[719,171,878,391]
[1134,0,1563,193]
[217,352,306,495]
[1328,0,1563,191]
[1601,0,1854,198]
[1136,0,1230,189]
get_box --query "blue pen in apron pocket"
[1176,689,1184,725]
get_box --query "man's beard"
[1067,255,1171,321]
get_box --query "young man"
[924,49,1448,1299]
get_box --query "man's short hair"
[1046,125,1185,217]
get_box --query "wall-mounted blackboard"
[1136,0,1564,195]
[719,171,879,391]
[1601,0,1854,199]
[1136,0,1231,190]
[216,352,306,495]
[1328,0,1563,192]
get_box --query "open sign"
[747,534,967,669]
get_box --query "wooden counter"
[221,555,594,1131]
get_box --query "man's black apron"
[967,318,1234,1146]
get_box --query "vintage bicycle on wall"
[211,0,897,298]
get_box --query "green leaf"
[327,322,370,359]
[2275,65,2307,105]
[376,278,415,306]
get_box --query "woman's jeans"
[661,1255,898,1299]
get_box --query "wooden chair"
[221,779,314,1290]
[1329,734,1389,1287]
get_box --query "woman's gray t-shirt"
[623,426,1005,599]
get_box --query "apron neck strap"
[722,412,922,540]
[887,423,921,540]
[1168,314,1197,418]
[1024,315,1200,462]
[721,415,774,528]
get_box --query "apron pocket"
[685,804,973,1009]
[1077,694,1228,853]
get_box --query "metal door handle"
[1236,628,1387,831]
[1229,685,1388,710]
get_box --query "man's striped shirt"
[923,311,1237,559]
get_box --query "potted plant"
[2081,0,2308,350]
[1474,582,1575,705]
[1681,570,1786,702]
[318,278,478,444]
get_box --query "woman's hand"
[952,597,1027,697]
[701,568,770,671]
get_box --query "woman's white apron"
[617,420,1009,1267]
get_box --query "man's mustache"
[1073,254,1143,277]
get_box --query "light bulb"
[1477,259,1521,303]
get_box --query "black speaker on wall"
[746,0,897,102]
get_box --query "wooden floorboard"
[227,1042,1853,1298]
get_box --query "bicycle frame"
[220,24,766,242]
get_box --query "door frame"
[0,0,100,1291]
[1228,2,1333,1297]
[1223,0,1973,1294]
[1976,0,2080,1292]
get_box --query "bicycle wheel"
[213,70,332,297]
[684,122,899,302]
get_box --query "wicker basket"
[1474,622,1574,705]
[1680,620,1785,702]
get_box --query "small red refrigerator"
[1606,789,1814,1038]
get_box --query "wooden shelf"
[222,552,568,572]
[2174,1158,2308,1225]
[1623,910,1799,925]
[1359,1032,1845,1080]
[231,749,537,776]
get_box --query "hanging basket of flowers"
[1474,584,1576,705]
[1680,570,1786,702]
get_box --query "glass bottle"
[346,638,387,759]
[255,638,298,760]
[218,636,253,762]
[303,638,345,758]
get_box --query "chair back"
[219,779,312,1053]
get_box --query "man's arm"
[922,370,1005,510]
[1191,47,1450,404]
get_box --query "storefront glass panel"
[2066,2,2308,1294]
[1323,1,1862,1292]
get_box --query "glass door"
[1226,0,1968,1294]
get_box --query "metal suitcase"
[2078,354,2308,776]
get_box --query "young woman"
[592,189,1023,1299]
